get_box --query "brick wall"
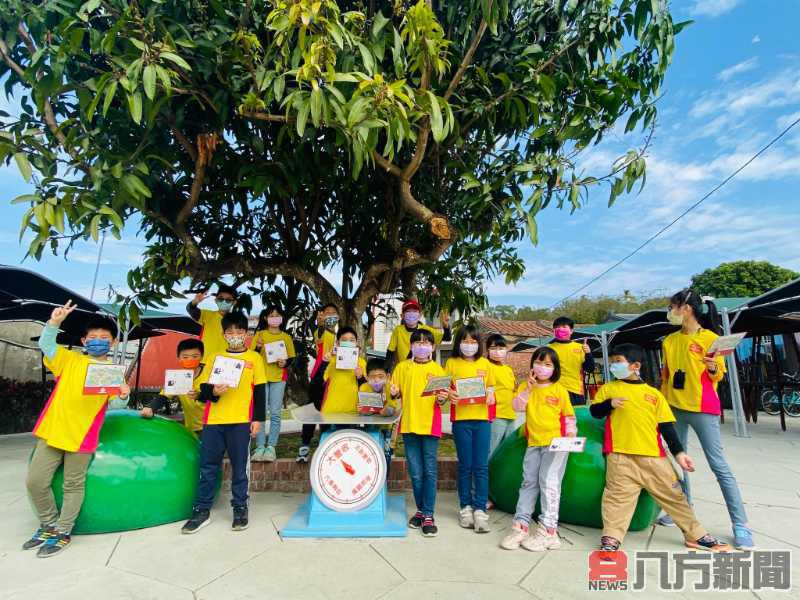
[223,457,458,493]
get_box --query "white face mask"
[667,310,684,326]
[460,342,479,357]
[489,348,507,361]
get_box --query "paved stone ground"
[1,413,798,600]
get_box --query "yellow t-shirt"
[33,347,110,453]
[250,330,296,383]
[159,365,206,433]
[514,381,574,446]
[547,340,586,395]
[321,355,367,413]
[487,362,517,420]
[198,349,266,424]
[661,329,726,415]
[197,309,227,361]
[311,328,336,378]
[444,357,496,421]
[391,358,446,436]
[387,323,443,362]
[593,380,675,457]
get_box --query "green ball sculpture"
[50,410,201,534]
[489,406,660,531]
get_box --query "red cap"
[402,299,421,313]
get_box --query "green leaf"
[128,91,142,124]
[538,74,556,100]
[274,76,285,101]
[13,153,32,182]
[310,87,322,127]
[426,91,444,142]
[371,11,390,39]
[357,43,374,75]
[296,102,310,137]
[103,80,118,116]
[143,64,157,100]
[526,213,538,245]
[161,52,192,71]
[90,214,101,241]
[11,194,38,204]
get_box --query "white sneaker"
[264,446,277,462]
[296,446,310,463]
[251,447,266,462]
[500,521,529,550]
[459,505,474,529]
[473,509,490,533]
[521,524,561,551]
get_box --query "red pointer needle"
[341,459,355,475]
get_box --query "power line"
[550,115,800,308]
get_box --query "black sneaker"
[421,516,438,537]
[36,530,70,558]
[232,506,249,531]
[182,508,211,534]
[22,525,56,550]
[408,511,424,529]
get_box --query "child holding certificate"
[500,347,575,552]
[250,305,295,462]
[140,339,205,438]
[390,329,449,537]
[444,325,496,534]
[183,312,266,535]
[320,327,366,414]
[24,302,129,557]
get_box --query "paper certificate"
[454,377,487,405]
[264,340,288,364]
[335,346,359,370]
[83,363,126,395]
[208,355,245,387]
[358,392,385,415]
[548,437,586,453]
[421,376,452,396]
[164,369,194,395]
[705,332,747,358]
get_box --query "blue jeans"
[489,418,517,457]
[452,420,491,511]
[196,423,250,510]
[256,381,286,449]
[672,407,748,526]
[403,434,439,517]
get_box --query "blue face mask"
[610,361,632,380]
[85,338,111,357]
[216,299,234,313]
[324,316,339,330]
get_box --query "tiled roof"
[477,318,553,338]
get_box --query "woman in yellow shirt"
[250,305,296,462]
[445,325,496,534]
[658,289,752,550]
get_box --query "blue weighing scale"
[281,406,407,538]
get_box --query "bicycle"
[760,372,800,417]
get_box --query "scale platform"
[280,407,408,538]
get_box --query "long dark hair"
[451,324,483,359]
[529,346,561,383]
[256,304,284,331]
[670,288,722,334]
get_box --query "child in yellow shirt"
[485,334,518,455]
[141,339,205,438]
[320,326,367,414]
[445,325,496,534]
[358,359,398,468]
[500,347,575,552]
[590,343,731,555]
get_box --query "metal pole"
[600,330,610,381]
[89,230,106,301]
[721,308,749,438]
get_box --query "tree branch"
[241,111,295,123]
[176,133,218,225]
[443,1,493,102]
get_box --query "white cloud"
[717,57,759,82]
[691,70,800,120]
[689,0,742,18]
[751,35,761,44]
[776,111,800,129]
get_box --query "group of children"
[22,287,747,557]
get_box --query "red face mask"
[179,358,201,369]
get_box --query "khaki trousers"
[26,439,92,533]
[602,452,706,543]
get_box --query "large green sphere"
[51,410,201,534]
[489,406,660,531]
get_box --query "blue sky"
[2,0,799,312]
